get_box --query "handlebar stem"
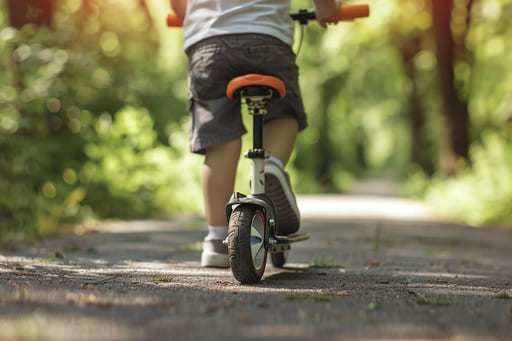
[291,9,316,25]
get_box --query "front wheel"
[228,205,267,283]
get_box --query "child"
[170,0,338,267]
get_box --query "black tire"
[228,205,267,283]
[271,251,288,268]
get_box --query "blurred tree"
[401,34,434,175]
[2,0,511,244]
[0,0,195,247]
[391,0,435,175]
[6,0,53,28]
[432,0,472,175]
[1,0,55,247]
[391,0,473,176]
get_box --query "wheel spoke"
[251,236,263,258]
[250,214,265,269]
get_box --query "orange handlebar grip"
[167,12,183,27]
[326,4,370,23]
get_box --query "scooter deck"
[274,233,310,243]
[270,233,309,253]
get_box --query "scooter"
[168,4,369,283]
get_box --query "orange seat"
[226,74,286,100]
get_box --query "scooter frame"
[224,86,308,283]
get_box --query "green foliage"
[293,0,412,192]
[0,143,39,247]
[404,0,512,227]
[150,275,175,283]
[422,130,512,226]
[0,0,196,245]
[82,106,202,219]
[2,0,512,249]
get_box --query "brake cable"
[291,9,316,56]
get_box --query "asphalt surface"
[1,186,511,340]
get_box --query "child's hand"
[314,0,340,28]
[170,0,187,20]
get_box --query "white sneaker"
[201,237,229,268]
[265,159,300,235]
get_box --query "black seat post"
[253,115,264,151]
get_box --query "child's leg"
[263,117,301,235]
[202,138,242,229]
[202,117,297,229]
[263,117,299,166]
[200,138,241,267]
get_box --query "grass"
[150,275,175,283]
[310,256,345,269]
[368,302,380,310]
[175,242,202,252]
[458,259,482,266]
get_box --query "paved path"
[1,190,511,340]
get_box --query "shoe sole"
[265,172,300,235]
[201,251,229,268]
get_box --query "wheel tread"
[228,206,267,283]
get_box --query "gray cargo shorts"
[185,34,307,154]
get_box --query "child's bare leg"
[202,138,242,228]
[263,117,301,234]
[201,139,241,267]
[263,117,299,166]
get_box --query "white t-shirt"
[183,0,294,51]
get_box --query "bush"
[422,130,512,227]
[0,1,194,246]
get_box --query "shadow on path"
[1,178,511,340]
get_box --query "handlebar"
[290,4,369,25]
[167,11,183,27]
[167,4,369,27]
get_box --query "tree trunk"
[399,34,435,175]
[7,0,53,28]
[1,0,53,243]
[317,80,334,191]
[432,0,471,175]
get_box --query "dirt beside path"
[1,194,511,340]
